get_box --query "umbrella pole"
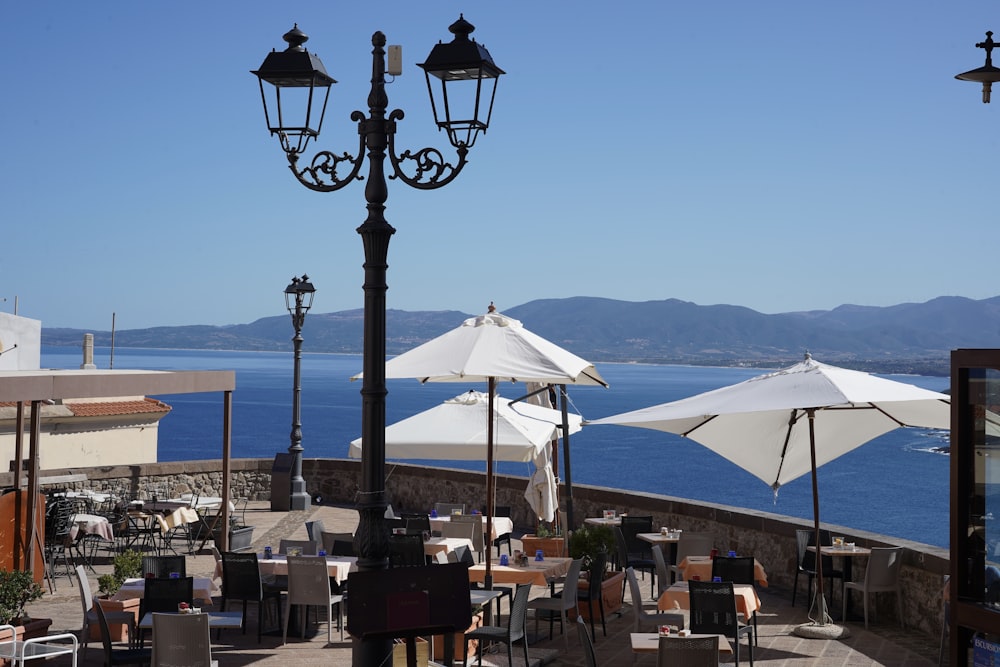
[792,409,849,639]
[559,384,575,530]
[485,378,496,590]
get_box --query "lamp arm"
[387,109,469,190]
[286,125,367,192]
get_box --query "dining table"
[255,554,357,584]
[138,610,244,630]
[630,632,733,655]
[637,531,681,547]
[428,515,513,542]
[678,556,769,586]
[69,513,114,542]
[658,580,761,619]
[583,516,622,527]
[467,556,574,588]
[113,577,219,605]
[423,537,474,559]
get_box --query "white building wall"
[0,418,159,469]
[0,313,41,371]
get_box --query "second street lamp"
[253,16,502,665]
[285,274,315,512]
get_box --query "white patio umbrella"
[348,390,581,524]
[587,353,949,634]
[355,305,606,587]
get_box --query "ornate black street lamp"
[284,274,315,511]
[956,31,1000,102]
[253,16,502,665]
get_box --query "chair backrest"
[614,527,630,569]
[560,559,584,607]
[797,528,835,572]
[321,531,355,556]
[93,594,117,661]
[441,521,476,541]
[688,580,740,639]
[305,519,326,542]
[866,547,903,588]
[675,532,714,566]
[576,616,599,667]
[142,576,194,614]
[450,545,476,567]
[75,564,93,616]
[450,515,485,552]
[626,567,650,629]
[657,634,719,667]
[279,539,318,556]
[621,515,653,554]
[152,612,212,667]
[652,545,670,597]
[384,517,405,533]
[388,533,426,567]
[220,551,263,601]
[434,502,465,516]
[587,553,607,599]
[494,505,512,518]
[402,514,431,536]
[142,555,186,579]
[508,584,532,642]
[286,555,333,606]
[711,556,755,585]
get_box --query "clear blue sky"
[4,2,999,331]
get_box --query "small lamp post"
[253,16,502,665]
[284,274,315,512]
[956,31,1000,102]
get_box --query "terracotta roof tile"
[66,398,172,417]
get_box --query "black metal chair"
[657,634,720,667]
[620,516,656,595]
[94,596,152,667]
[688,580,754,666]
[576,552,608,642]
[219,551,283,642]
[614,526,656,600]
[792,528,844,608]
[711,555,758,644]
[402,513,432,538]
[141,555,186,579]
[463,583,531,667]
[388,533,426,567]
[304,519,326,542]
[138,576,194,647]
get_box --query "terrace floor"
[24,502,943,666]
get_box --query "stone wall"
[10,457,948,639]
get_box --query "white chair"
[669,532,714,583]
[526,558,583,650]
[652,544,670,598]
[75,564,135,660]
[151,612,216,667]
[626,567,685,634]
[283,555,344,644]
[450,515,486,562]
[843,546,904,629]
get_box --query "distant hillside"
[42,295,1000,376]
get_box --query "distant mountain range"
[42,295,1000,376]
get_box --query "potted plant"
[520,520,565,558]
[568,524,625,619]
[94,549,143,641]
[0,569,49,643]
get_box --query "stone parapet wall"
[12,457,948,638]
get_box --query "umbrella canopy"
[587,353,949,627]
[347,389,582,462]
[356,306,605,587]
[587,353,949,491]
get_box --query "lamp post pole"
[285,275,315,511]
[253,17,502,666]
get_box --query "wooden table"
[637,532,681,547]
[468,556,573,587]
[114,577,218,605]
[630,632,733,655]
[256,554,357,583]
[658,581,761,619]
[678,556,769,586]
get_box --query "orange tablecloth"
[658,581,761,618]
[468,556,573,587]
[679,556,768,586]
[428,516,513,542]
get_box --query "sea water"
[40,347,951,548]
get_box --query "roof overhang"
[0,369,236,402]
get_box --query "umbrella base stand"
[792,593,851,639]
[792,621,851,639]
